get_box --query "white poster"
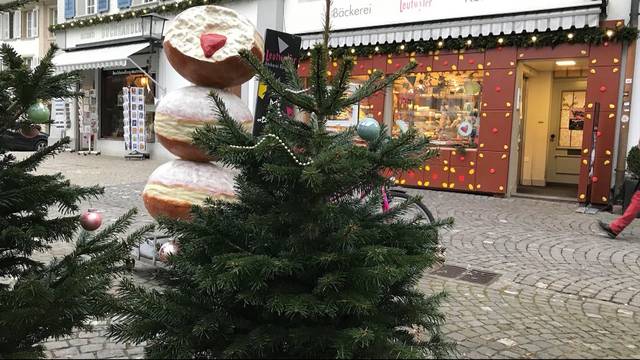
[284,0,602,34]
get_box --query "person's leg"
[607,190,640,235]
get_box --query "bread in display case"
[392,71,483,147]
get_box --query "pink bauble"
[80,209,102,231]
[159,241,180,262]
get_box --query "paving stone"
[44,340,70,350]
[52,347,80,358]
[67,339,89,346]
[79,344,104,353]
[96,349,127,358]
[88,336,108,344]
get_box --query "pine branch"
[340,61,417,109]
[11,138,69,172]
[239,49,317,111]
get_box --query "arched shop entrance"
[297,27,625,206]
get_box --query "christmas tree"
[109,2,455,358]
[0,43,153,357]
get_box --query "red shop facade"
[289,0,635,204]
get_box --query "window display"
[392,71,483,146]
[326,75,376,133]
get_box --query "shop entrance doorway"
[516,59,589,199]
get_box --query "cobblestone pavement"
[20,152,640,358]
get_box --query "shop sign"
[253,29,301,136]
[64,19,144,48]
[284,0,601,34]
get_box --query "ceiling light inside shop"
[555,60,577,66]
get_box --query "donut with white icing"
[164,5,264,88]
[155,86,253,162]
[143,160,237,220]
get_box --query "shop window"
[392,71,483,146]
[100,70,156,143]
[326,75,376,133]
[558,90,585,149]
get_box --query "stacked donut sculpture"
[143,5,264,220]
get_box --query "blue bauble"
[357,118,381,142]
[26,101,50,124]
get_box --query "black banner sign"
[253,29,302,136]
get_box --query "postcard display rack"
[51,98,74,152]
[122,87,148,159]
[78,90,100,155]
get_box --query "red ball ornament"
[468,59,475,64]
[489,168,496,174]
[458,175,465,182]
[492,127,499,133]
[495,86,502,92]
[459,156,465,161]
[597,131,602,137]
[600,85,607,92]
[592,176,599,183]
[159,241,180,262]
[80,209,102,231]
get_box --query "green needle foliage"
[0,43,153,358]
[109,4,455,358]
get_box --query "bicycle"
[379,176,435,224]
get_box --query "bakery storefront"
[292,0,636,205]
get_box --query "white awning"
[301,7,601,49]
[53,42,149,71]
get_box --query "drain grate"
[431,264,466,278]
[430,264,500,285]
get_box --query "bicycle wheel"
[387,190,435,224]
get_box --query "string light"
[400,44,405,50]
[606,29,614,38]
[328,50,333,55]
[307,51,311,56]
[437,41,443,47]
[375,46,380,52]
[350,48,356,54]
[497,37,504,44]
[567,33,574,39]
[466,39,472,46]
[531,35,537,42]
[229,134,314,167]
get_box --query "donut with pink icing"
[163,5,264,88]
[142,160,237,220]
[155,86,253,162]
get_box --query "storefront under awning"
[300,7,601,49]
[52,42,150,72]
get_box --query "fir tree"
[0,42,153,357]
[109,2,455,357]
